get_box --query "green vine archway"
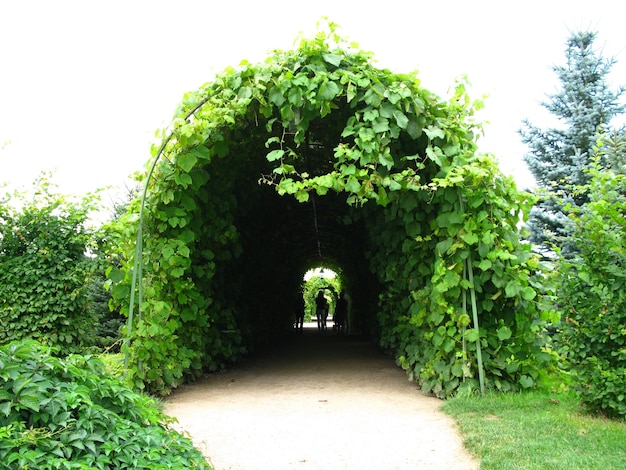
[111,23,553,396]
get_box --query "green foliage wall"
[302,273,342,322]
[0,178,102,354]
[111,24,552,396]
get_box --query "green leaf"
[295,189,309,203]
[171,267,185,278]
[393,110,409,129]
[266,149,285,162]
[462,232,479,245]
[505,280,521,298]
[372,117,390,134]
[318,81,340,101]
[519,375,534,389]
[108,268,125,284]
[477,259,492,271]
[268,87,285,106]
[322,53,342,66]
[177,153,198,173]
[174,173,192,188]
[424,125,445,140]
[496,325,512,341]
[214,140,229,158]
[0,400,11,417]
[18,393,40,412]
[345,176,361,193]
[426,146,443,166]
[342,164,356,175]
[521,286,536,300]
[288,87,304,106]
[346,81,357,103]
[406,119,422,139]
[465,328,479,342]
[436,211,464,228]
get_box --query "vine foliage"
[0,340,210,469]
[111,23,552,396]
[556,149,626,419]
[0,176,102,354]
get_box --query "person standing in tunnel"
[315,290,328,332]
[334,291,348,335]
[294,294,305,334]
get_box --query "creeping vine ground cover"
[110,23,553,396]
[0,340,211,469]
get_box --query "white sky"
[2,0,625,202]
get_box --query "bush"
[556,158,626,419]
[0,176,102,354]
[87,271,125,352]
[0,340,212,469]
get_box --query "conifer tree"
[519,31,624,249]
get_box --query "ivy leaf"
[322,53,342,67]
[266,149,285,162]
[345,175,361,193]
[465,328,480,342]
[214,140,229,158]
[171,267,185,278]
[191,145,211,161]
[424,125,445,140]
[363,87,382,107]
[318,81,340,101]
[462,232,479,245]
[443,269,461,288]
[521,286,536,300]
[519,375,534,389]
[372,117,390,134]
[426,146,443,166]
[288,87,304,106]
[268,87,285,106]
[393,110,409,129]
[379,102,396,118]
[177,153,198,173]
[406,119,422,139]
[174,173,192,188]
[346,82,357,103]
[505,280,521,298]
[295,189,309,202]
[477,259,492,271]
[497,325,512,341]
[342,163,356,175]
[108,268,125,284]
[436,211,464,228]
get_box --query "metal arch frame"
[123,98,210,371]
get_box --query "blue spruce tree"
[519,31,624,250]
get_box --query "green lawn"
[442,388,626,469]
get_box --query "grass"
[441,386,626,469]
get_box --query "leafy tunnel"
[112,25,550,397]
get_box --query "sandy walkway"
[164,324,479,470]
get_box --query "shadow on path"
[164,324,479,469]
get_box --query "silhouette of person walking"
[315,290,328,332]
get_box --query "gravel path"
[164,323,479,470]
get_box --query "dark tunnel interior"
[191,115,386,355]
